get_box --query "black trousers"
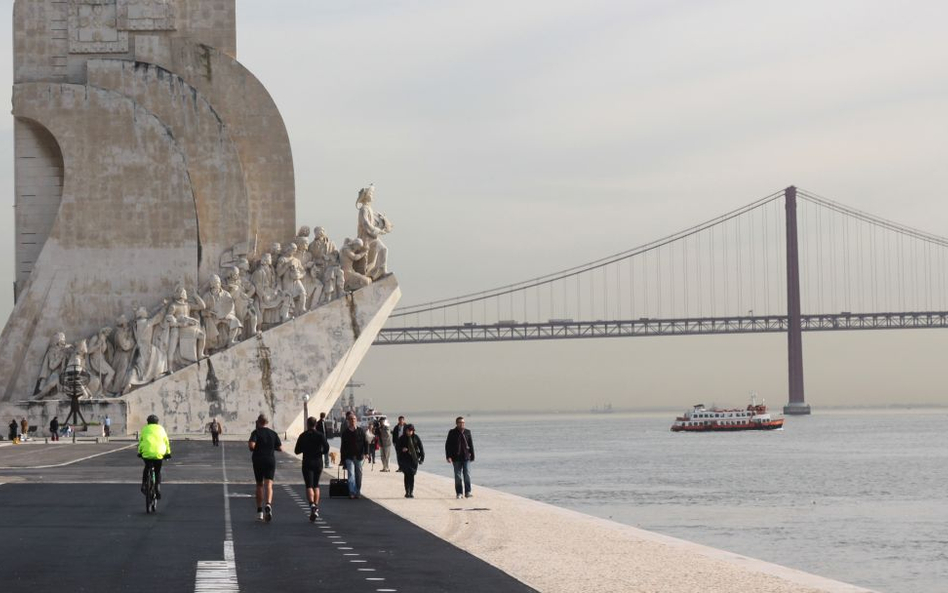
[211,432,219,446]
[402,467,416,494]
[142,459,163,486]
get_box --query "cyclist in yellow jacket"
[138,414,171,498]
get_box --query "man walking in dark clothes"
[248,414,282,522]
[445,416,475,499]
[392,415,407,472]
[338,413,367,498]
[315,412,332,467]
[294,416,329,521]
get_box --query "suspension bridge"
[375,187,948,414]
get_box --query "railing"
[375,311,948,344]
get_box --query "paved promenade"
[0,438,877,592]
[357,461,878,593]
[0,439,534,592]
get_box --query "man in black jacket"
[338,413,367,499]
[294,416,330,520]
[392,416,407,472]
[445,416,475,499]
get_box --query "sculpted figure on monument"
[308,226,337,306]
[277,243,307,316]
[323,249,346,305]
[166,285,207,364]
[34,332,72,398]
[110,315,135,394]
[356,184,393,280]
[341,238,373,291]
[127,305,167,388]
[296,226,311,250]
[252,253,290,326]
[225,265,260,339]
[200,274,242,352]
[152,314,175,376]
[86,327,115,397]
[293,236,317,306]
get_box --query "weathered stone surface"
[122,276,401,437]
[135,37,296,252]
[87,59,252,281]
[4,0,301,405]
[0,82,198,401]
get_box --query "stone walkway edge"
[332,452,878,593]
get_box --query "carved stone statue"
[225,265,259,339]
[34,332,72,398]
[110,315,135,394]
[319,249,346,305]
[341,238,372,291]
[356,184,393,280]
[152,314,174,376]
[308,226,336,306]
[200,274,242,352]
[252,253,290,326]
[166,285,207,363]
[127,305,166,388]
[276,243,307,316]
[86,327,115,397]
[295,226,311,250]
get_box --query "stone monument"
[0,1,400,437]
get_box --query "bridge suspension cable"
[385,187,948,335]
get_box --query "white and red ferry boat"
[670,396,784,432]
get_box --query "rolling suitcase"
[329,466,349,498]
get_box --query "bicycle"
[143,460,158,513]
[140,454,170,514]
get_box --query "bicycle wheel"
[145,468,156,513]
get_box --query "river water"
[402,408,947,593]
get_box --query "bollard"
[95,437,100,444]
[72,432,76,444]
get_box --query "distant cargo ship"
[670,397,784,432]
[591,403,614,414]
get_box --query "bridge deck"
[376,311,948,344]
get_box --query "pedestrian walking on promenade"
[445,416,475,499]
[294,416,329,521]
[397,424,424,498]
[9,418,18,441]
[339,413,367,499]
[366,422,377,468]
[315,412,332,467]
[20,417,28,440]
[104,415,111,437]
[392,416,407,472]
[207,418,223,447]
[248,414,282,522]
[378,417,393,472]
[49,417,60,441]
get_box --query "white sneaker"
[256,511,265,522]
[456,494,463,499]
[264,504,273,522]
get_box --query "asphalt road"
[0,440,536,592]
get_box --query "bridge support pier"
[783,186,811,415]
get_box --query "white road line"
[194,445,239,592]
[0,443,136,469]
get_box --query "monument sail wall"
[2,0,300,403]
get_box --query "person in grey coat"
[378,417,393,472]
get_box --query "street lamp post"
[302,393,310,422]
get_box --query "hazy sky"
[1,1,947,413]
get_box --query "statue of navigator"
[356,184,393,280]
